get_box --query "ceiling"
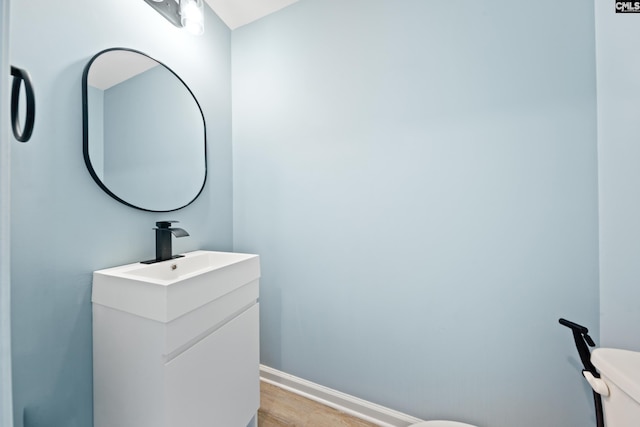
[88,51,159,90]
[204,0,298,30]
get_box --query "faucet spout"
[169,227,189,238]
[141,221,190,264]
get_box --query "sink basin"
[92,250,260,322]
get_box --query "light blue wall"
[9,0,232,426]
[595,0,640,349]
[232,1,599,426]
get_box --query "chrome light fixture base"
[144,0,204,34]
[144,0,182,28]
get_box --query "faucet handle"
[155,220,179,229]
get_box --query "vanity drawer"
[166,304,260,427]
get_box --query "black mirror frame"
[82,47,207,212]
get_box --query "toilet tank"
[591,348,640,426]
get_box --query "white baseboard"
[259,365,423,427]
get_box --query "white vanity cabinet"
[91,251,260,427]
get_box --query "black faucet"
[141,221,189,264]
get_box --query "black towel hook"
[10,65,35,143]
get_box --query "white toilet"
[590,348,640,425]
[411,421,477,427]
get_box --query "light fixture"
[144,0,204,35]
[179,0,204,35]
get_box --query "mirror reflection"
[83,48,206,212]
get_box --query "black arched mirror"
[82,48,206,212]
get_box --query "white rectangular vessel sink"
[92,250,260,323]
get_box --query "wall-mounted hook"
[10,65,35,143]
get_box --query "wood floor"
[258,381,380,427]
